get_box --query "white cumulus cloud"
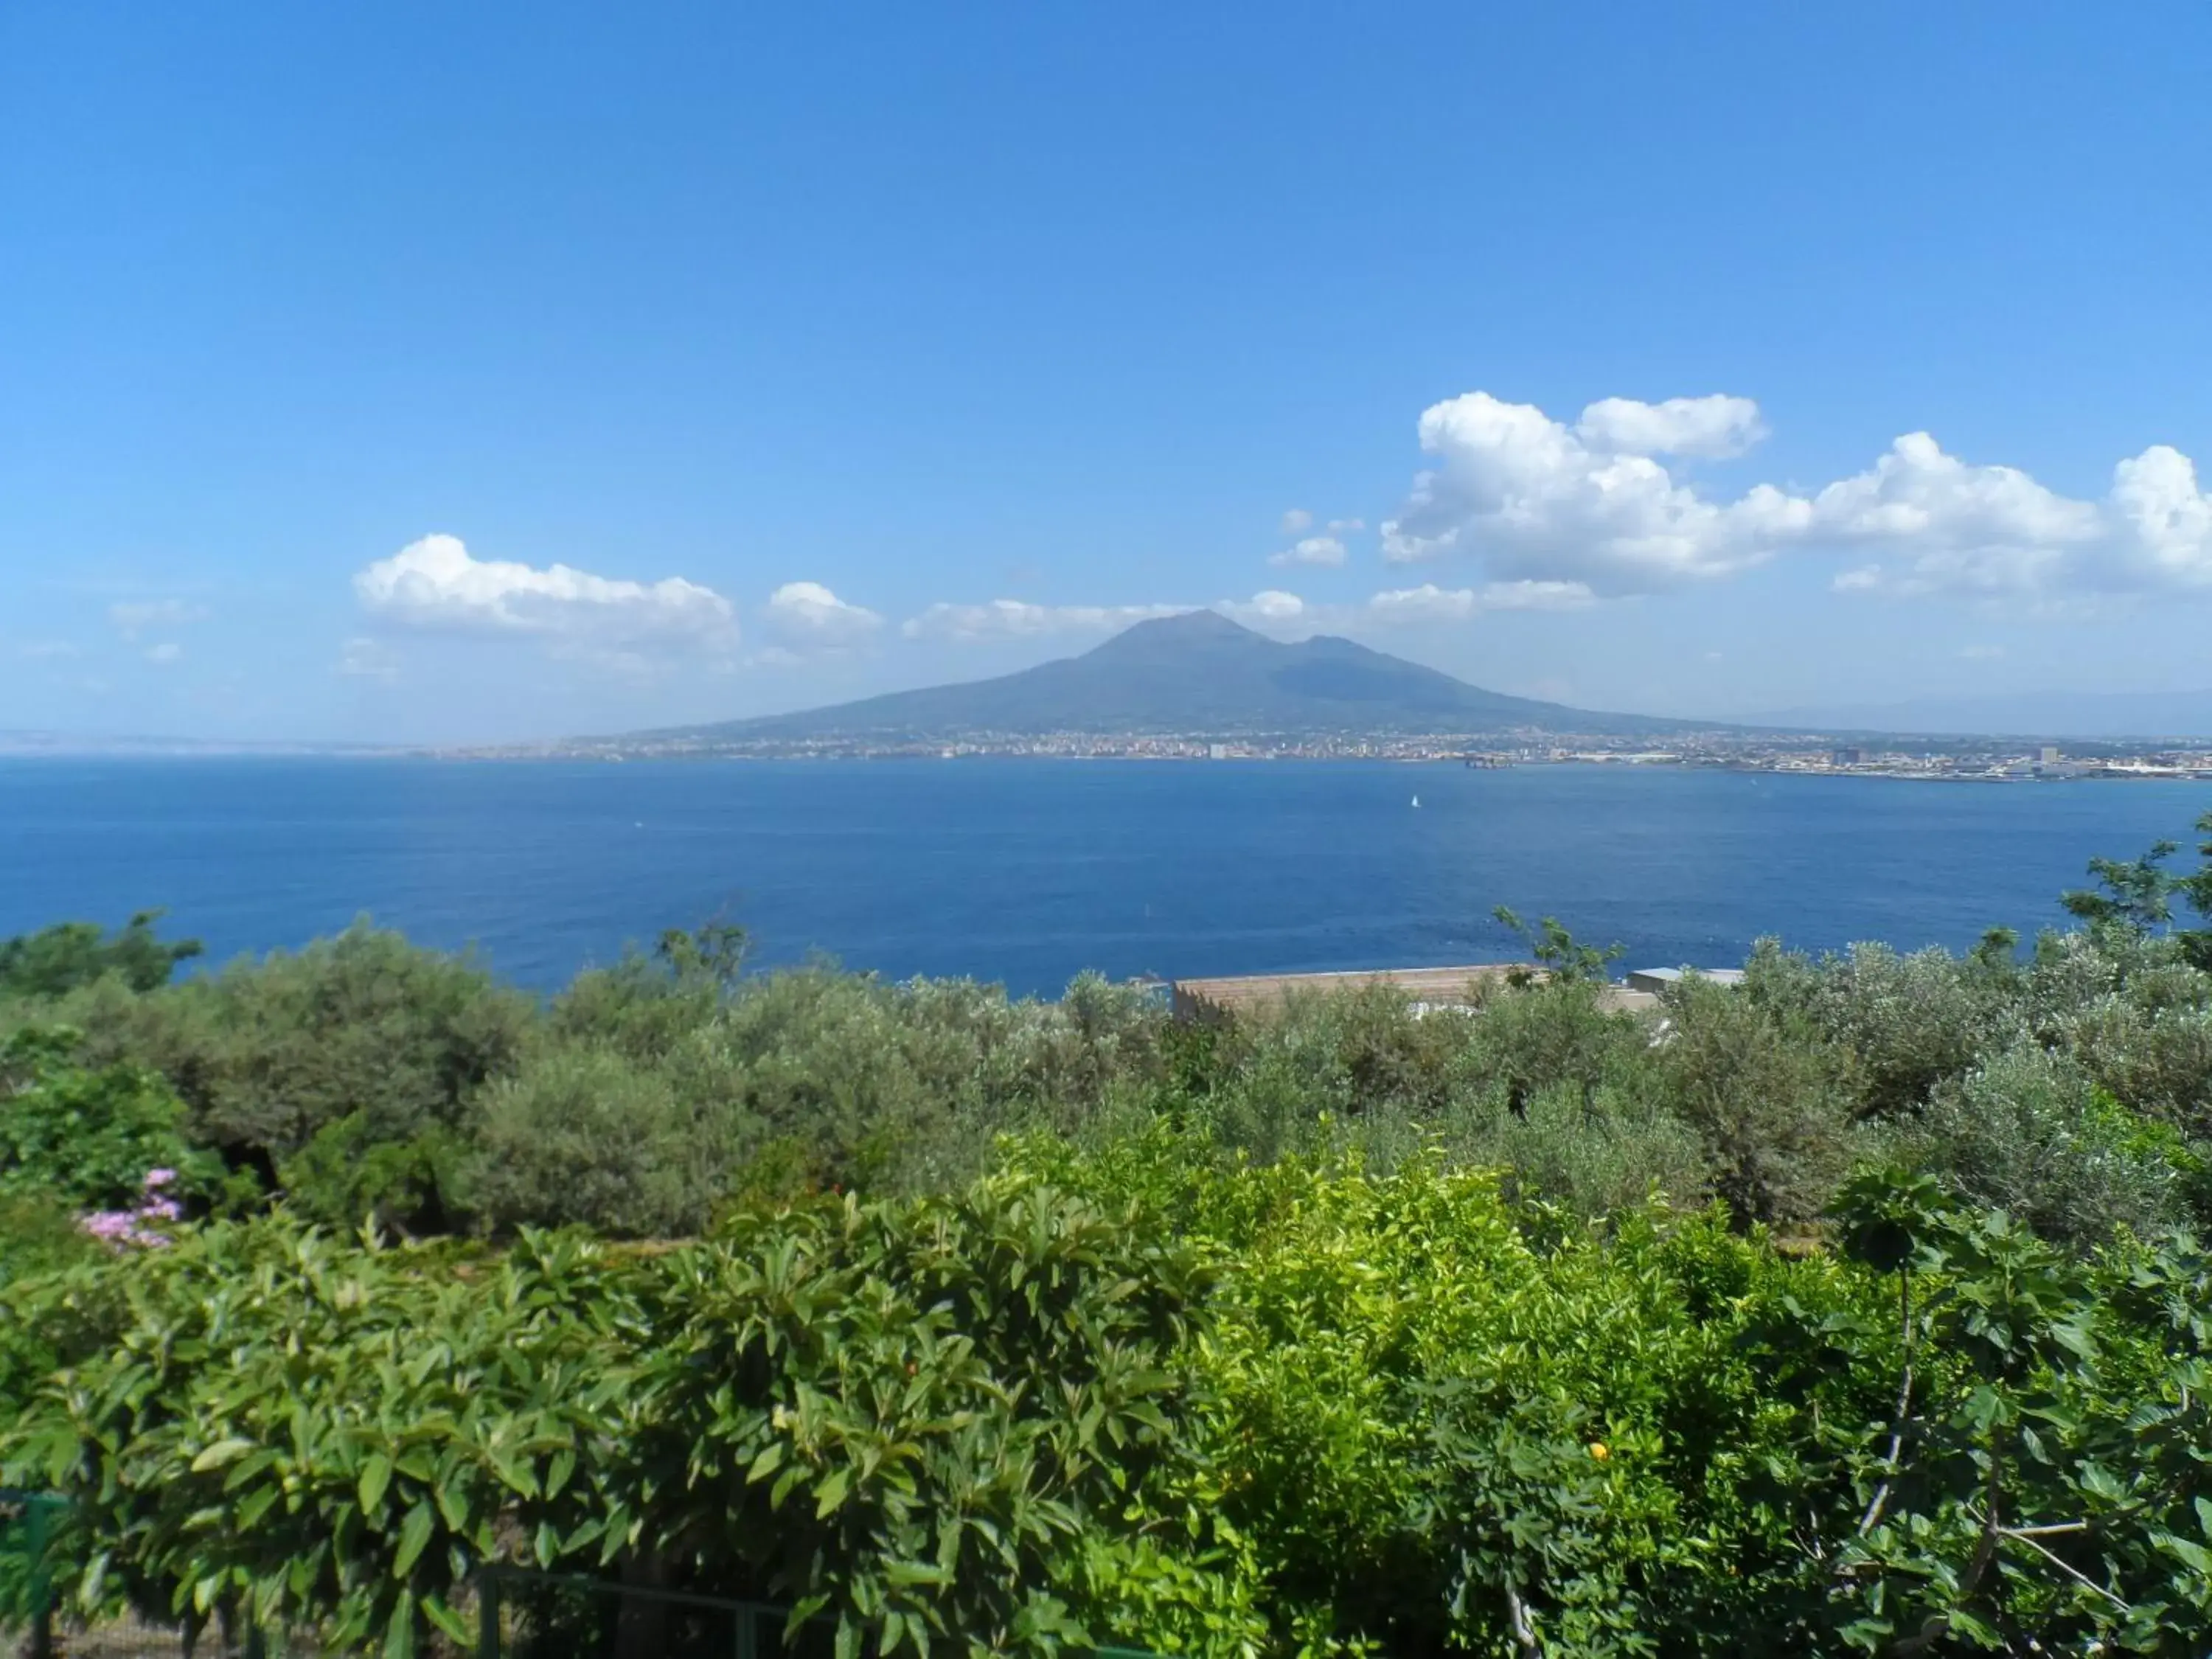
[1279,508,1313,535]
[1363,581,1596,625]
[1219,590,1310,629]
[353,534,737,654]
[1269,535,1348,568]
[762,582,883,649]
[1382,391,2212,605]
[2112,446,2212,587]
[900,599,1190,642]
[144,641,184,666]
[1382,392,1812,591]
[1810,433,2101,597]
[1574,394,1767,459]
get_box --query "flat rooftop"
[1171,964,1660,1017]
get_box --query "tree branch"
[1859,1267,1915,1540]
[1994,1523,2130,1613]
[1503,1581,1538,1654]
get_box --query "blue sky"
[4,1,2209,742]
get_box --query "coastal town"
[512,726,2212,779]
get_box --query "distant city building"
[1832,747,1864,766]
[2039,745,2062,766]
[1625,967,1747,995]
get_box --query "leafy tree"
[1820,1166,2212,1655]
[2064,841,2182,931]
[2063,810,2212,968]
[2177,809,2212,970]
[0,911,201,998]
[1492,906,1624,986]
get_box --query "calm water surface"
[4,759,2209,996]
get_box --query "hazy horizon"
[10,608,2212,750]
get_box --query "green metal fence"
[1,1488,63,1659]
[471,1565,827,1659]
[8,1501,1166,1659]
[3,1489,291,1659]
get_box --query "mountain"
[1750,689,2212,741]
[658,611,1698,741]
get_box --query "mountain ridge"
[651,610,1702,741]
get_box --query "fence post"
[733,1602,757,1659]
[476,1573,501,1659]
[23,1495,53,1659]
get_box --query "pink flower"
[80,1192,181,1248]
[143,1168,179,1189]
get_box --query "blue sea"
[4,759,2210,997]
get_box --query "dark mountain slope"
[660,610,1697,740]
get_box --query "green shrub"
[16,1142,2212,1655]
[1,1169,1237,1659]
[473,1043,740,1237]
[278,1113,481,1237]
[229,925,524,1152]
[1745,938,2016,1119]
[0,1026,210,1209]
[635,1172,1228,1656]
[2056,995,2212,1134]
[3,1222,633,1652]
[1459,1078,1712,1221]
[1652,976,1857,1229]
[1461,977,1646,1117]
[1899,1044,2193,1243]
[52,922,535,1175]
[1103,1147,1898,1654]
[0,1191,102,1426]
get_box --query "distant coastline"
[13,732,2212,782]
[433,728,2212,783]
[15,615,2212,776]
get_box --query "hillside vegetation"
[4,811,2212,1656]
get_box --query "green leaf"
[424,1595,474,1646]
[383,1589,417,1659]
[2160,1532,2212,1575]
[358,1453,392,1514]
[393,1501,435,1579]
[435,1481,469,1532]
[189,1436,257,1473]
